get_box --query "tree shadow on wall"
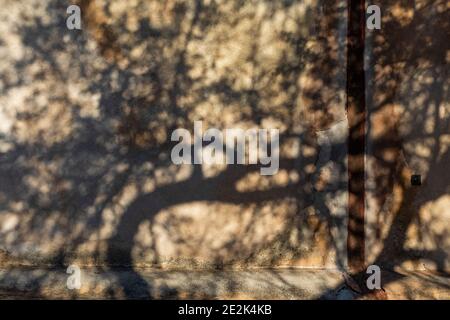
[0,0,448,299]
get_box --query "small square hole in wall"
[411,174,421,186]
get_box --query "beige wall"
[365,0,450,271]
[0,0,448,272]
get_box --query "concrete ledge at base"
[0,268,448,300]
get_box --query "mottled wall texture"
[365,0,449,271]
[0,0,448,274]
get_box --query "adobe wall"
[0,0,447,272]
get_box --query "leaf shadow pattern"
[0,0,448,299]
[319,0,450,299]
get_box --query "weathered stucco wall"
[0,0,448,274]
[0,0,349,269]
[365,0,449,271]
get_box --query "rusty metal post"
[347,0,366,273]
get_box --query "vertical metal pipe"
[346,0,366,272]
